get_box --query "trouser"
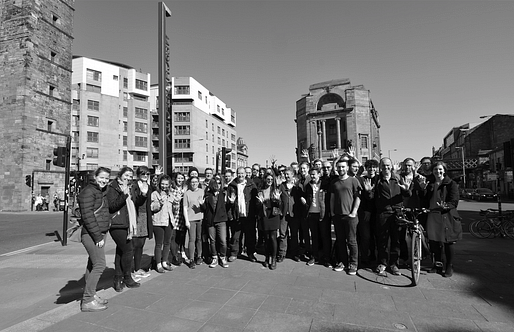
[208,222,227,257]
[357,210,373,263]
[278,215,290,257]
[306,213,321,259]
[109,228,133,277]
[284,214,300,257]
[227,219,242,257]
[376,212,400,267]
[333,215,359,266]
[299,215,310,253]
[188,220,203,260]
[430,240,455,268]
[319,216,332,261]
[131,237,146,271]
[265,230,278,259]
[153,224,172,264]
[241,216,256,257]
[82,233,106,303]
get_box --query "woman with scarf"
[107,167,143,292]
[150,174,176,273]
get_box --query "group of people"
[77,152,462,312]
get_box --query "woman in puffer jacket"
[78,167,111,312]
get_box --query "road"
[0,199,512,256]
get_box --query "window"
[46,160,51,171]
[174,112,190,122]
[86,84,101,93]
[51,14,59,24]
[135,136,147,147]
[73,131,79,143]
[205,120,208,128]
[217,105,220,113]
[135,79,147,91]
[174,139,190,149]
[212,123,214,131]
[87,100,99,111]
[50,51,56,62]
[72,99,80,111]
[328,124,336,135]
[123,92,128,101]
[86,69,102,82]
[87,116,99,127]
[86,163,98,170]
[123,151,127,161]
[198,91,202,100]
[222,139,225,147]
[174,86,190,94]
[133,152,147,162]
[175,153,193,163]
[135,107,148,119]
[231,134,236,141]
[174,125,190,135]
[113,75,118,81]
[86,147,99,158]
[123,136,127,146]
[206,144,209,152]
[217,126,220,134]
[133,95,147,101]
[205,131,208,140]
[47,120,53,131]
[123,121,127,132]
[212,134,214,143]
[135,122,148,133]
[222,129,225,137]
[123,107,128,117]
[72,115,79,127]
[87,132,98,142]
[222,108,225,115]
[71,147,79,158]
[212,146,214,154]
[360,135,368,149]
[231,143,236,150]
[206,156,209,164]
[123,78,128,88]
[49,85,55,96]
[218,137,221,145]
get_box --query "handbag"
[67,223,82,242]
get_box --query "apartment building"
[150,77,237,175]
[71,56,151,171]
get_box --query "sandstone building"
[0,0,75,211]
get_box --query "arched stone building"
[295,79,381,163]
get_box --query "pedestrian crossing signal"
[53,146,67,167]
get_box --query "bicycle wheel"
[502,219,514,239]
[410,230,422,286]
[474,219,494,238]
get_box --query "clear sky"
[73,0,514,166]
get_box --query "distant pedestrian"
[77,167,111,312]
[257,173,282,270]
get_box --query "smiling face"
[95,171,110,189]
[160,179,170,192]
[432,164,445,180]
[190,177,200,190]
[245,167,252,178]
[176,174,185,186]
[205,169,213,180]
[380,158,393,176]
[349,161,360,176]
[300,164,309,177]
[119,171,133,186]
[404,159,415,175]
[264,175,274,188]
[366,164,379,178]
[322,162,332,177]
[336,161,348,177]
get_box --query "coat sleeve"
[151,191,162,212]
[107,185,128,214]
[78,187,102,243]
[445,181,460,210]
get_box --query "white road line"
[0,242,55,257]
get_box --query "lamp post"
[456,146,466,188]
[388,149,397,159]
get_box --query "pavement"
[1,232,514,332]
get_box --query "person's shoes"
[156,266,165,273]
[220,257,229,268]
[323,259,333,269]
[209,257,218,268]
[302,253,311,261]
[398,258,408,268]
[333,262,345,272]
[228,256,237,262]
[429,261,444,274]
[390,265,401,276]
[113,276,124,292]
[172,256,182,266]
[123,275,141,288]
[444,264,453,278]
[376,264,386,276]
[248,253,258,263]
[195,257,204,265]
[189,261,196,269]
[276,255,284,263]
[292,255,300,262]
[94,294,108,305]
[135,269,151,278]
[130,273,142,282]
[163,263,173,271]
[81,299,107,312]
[348,264,358,276]
[269,257,277,270]
[306,257,315,266]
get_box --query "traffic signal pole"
[61,135,71,246]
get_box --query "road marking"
[0,242,54,257]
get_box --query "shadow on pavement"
[55,267,115,304]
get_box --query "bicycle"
[396,207,430,286]
[469,209,514,239]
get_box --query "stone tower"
[0,0,75,211]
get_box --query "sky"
[72,0,514,166]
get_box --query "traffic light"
[221,147,232,173]
[225,153,231,169]
[25,175,32,187]
[53,146,67,167]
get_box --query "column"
[321,120,327,151]
[335,117,341,149]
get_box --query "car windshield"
[476,188,493,194]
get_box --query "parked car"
[460,188,474,200]
[471,188,497,201]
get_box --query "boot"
[123,274,140,288]
[113,276,124,292]
[270,257,277,270]
[444,264,453,277]
[263,256,270,268]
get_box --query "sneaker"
[333,262,345,272]
[195,257,204,265]
[220,257,229,268]
[248,252,258,262]
[188,261,196,269]
[348,264,358,275]
[81,299,107,312]
[292,255,301,262]
[162,263,173,271]
[209,257,218,268]
[94,294,108,305]
[276,255,284,263]
[131,273,142,282]
[390,265,401,276]
[156,266,165,273]
[135,269,151,278]
[324,261,333,269]
[228,255,237,262]
[376,264,386,275]
[306,257,315,266]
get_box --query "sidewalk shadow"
[55,267,115,304]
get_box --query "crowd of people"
[77,151,462,312]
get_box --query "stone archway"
[316,93,345,111]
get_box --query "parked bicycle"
[469,209,514,239]
[396,207,430,286]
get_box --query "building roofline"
[72,55,135,70]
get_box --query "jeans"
[227,219,242,257]
[241,216,256,256]
[131,237,146,271]
[265,230,278,259]
[320,216,332,262]
[333,215,359,266]
[278,216,289,257]
[82,233,106,303]
[109,228,133,277]
[306,213,321,259]
[286,214,300,257]
[188,220,203,260]
[357,210,372,263]
[376,212,400,267]
[208,222,227,257]
[153,224,172,264]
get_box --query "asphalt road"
[0,199,512,256]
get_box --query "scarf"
[126,195,137,239]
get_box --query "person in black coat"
[78,167,111,312]
[204,178,229,268]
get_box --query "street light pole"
[456,146,466,188]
